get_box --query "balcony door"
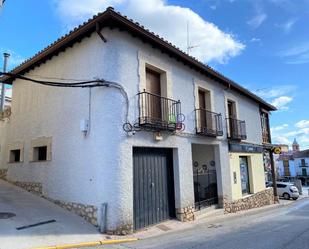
[146,69,161,122]
[227,100,237,136]
[198,89,212,132]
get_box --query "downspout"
[0,52,9,112]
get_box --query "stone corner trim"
[176,206,195,222]
[224,188,274,213]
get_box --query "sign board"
[273,147,282,154]
[229,143,263,154]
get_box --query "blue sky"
[0,0,308,149]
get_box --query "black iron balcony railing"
[262,131,271,144]
[299,163,309,167]
[226,118,247,140]
[195,109,223,137]
[138,91,182,132]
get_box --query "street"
[95,199,309,249]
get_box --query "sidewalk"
[2,178,308,249]
[133,189,309,240]
[0,180,105,249]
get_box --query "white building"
[0,8,276,234]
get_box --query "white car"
[275,182,299,200]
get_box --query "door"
[133,147,175,230]
[146,69,161,122]
[239,156,250,195]
[198,90,207,131]
[227,100,237,137]
[193,165,218,210]
[198,89,213,133]
[302,168,307,176]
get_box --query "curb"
[32,238,139,249]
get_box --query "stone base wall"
[0,169,7,180]
[107,224,133,235]
[176,206,195,222]
[224,188,274,213]
[12,181,43,195]
[3,178,98,228]
[44,197,99,227]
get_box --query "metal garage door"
[133,147,175,230]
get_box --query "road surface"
[95,199,309,249]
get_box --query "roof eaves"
[0,7,276,111]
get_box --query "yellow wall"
[229,153,266,201]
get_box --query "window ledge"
[8,161,23,164]
[29,160,51,163]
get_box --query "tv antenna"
[187,21,200,54]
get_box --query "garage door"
[133,147,175,230]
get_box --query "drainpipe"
[0,52,10,112]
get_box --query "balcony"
[195,109,223,137]
[262,131,271,144]
[226,118,247,140]
[138,91,182,132]
[299,163,309,168]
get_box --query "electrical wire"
[0,72,106,87]
[0,72,130,122]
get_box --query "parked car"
[268,182,299,200]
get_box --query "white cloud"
[271,124,289,133]
[53,0,245,64]
[247,13,267,29]
[271,96,293,110]
[295,120,309,129]
[274,136,290,145]
[272,120,309,149]
[254,85,296,99]
[278,42,309,64]
[276,18,298,34]
[250,37,261,43]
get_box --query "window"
[276,184,286,188]
[30,137,52,162]
[33,146,47,161]
[9,149,21,163]
[239,156,250,195]
[7,142,24,163]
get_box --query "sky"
[0,0,308,149]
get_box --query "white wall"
[277,160,296,177]
[0,27,266,230]
[294,158,309,175]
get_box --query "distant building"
[292,138,300,152]
[294,150,309,177]
[277,139,309,182]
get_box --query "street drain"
[0,212,16,219]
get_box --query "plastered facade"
[0,27,269,231]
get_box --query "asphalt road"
[95,199,309,249]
